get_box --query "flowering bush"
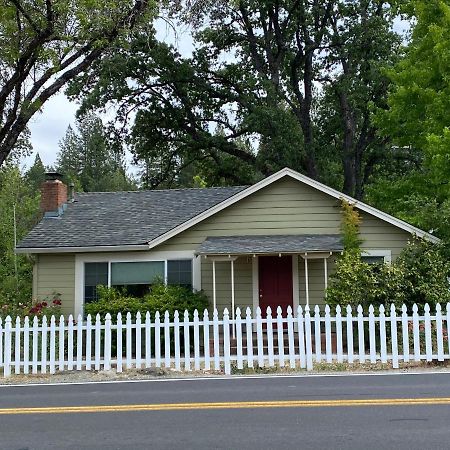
[0,292,62,319]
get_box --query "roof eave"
[15,244,150,254]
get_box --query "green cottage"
[17,168,439,317]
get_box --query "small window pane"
[362,256,385,265]
[111,261,164,285]
[167,260,192,287]
[84,262,108,303]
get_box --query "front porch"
[197,235,343,317]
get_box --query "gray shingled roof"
[18,186,246,249]
[196,235,343,255]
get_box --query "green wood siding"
[157,176,412,309]
[34,254,75,316]
[201,257,253,313]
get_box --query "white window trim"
[75,250,199,317]
[361,249,392,264]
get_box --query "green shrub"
[85,283,209,320]
[327,240,450,312]
[0,292,63,319]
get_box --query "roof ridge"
[75,185,248,195]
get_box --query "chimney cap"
[45,172,64,181]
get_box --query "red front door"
[258,256,293,316]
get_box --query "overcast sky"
[23,16,409,171]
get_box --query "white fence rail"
[0,303,449,378]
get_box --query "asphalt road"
[1,372,450,450]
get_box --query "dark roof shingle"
[196,235,343,255]
[18,186,246,249]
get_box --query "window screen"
[111,261,165,285]
[361,256,386,265]
[84,262,108,303]
[167,260,192,287]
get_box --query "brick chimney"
[40,172,68,217]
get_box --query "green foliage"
[85,283,209,319]
[0,293,62,320]
[0,165,40,305]
[0,0,157,165]
[57,114,136,192]
[70,1,401,192]
[371,0,450,240]
[327,240,450,311]
[340,200,363,252]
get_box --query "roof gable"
[147,168,439,249]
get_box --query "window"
[83,258,194,302]
[84,262,108,303]
[111,261,164,296]
[361,250,391,265]
[361,256,386,265]
[167,260,192,288]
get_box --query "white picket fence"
[0,303,449,378]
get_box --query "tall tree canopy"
[0,0,156,166]
[57,114,136,192]
[71,0,401,195]
[370,0,450,240]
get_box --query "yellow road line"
[1,398,450,415]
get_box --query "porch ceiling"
[196,234,343,256]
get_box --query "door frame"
[252,255,299,315]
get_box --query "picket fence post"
[287,306,295,369]
[335,305,343,364]
[136,312,142,369]
[104,313,111,371]
[0,318,3,371]
[15,316,21,375]
[58,315,65,372]
[174,310,181,371]
[296,306,306,369]
[314,305,321,363]
[116,313,123,373]
[379,305,387,364]
[436,304,444,362]
[126,312,132,370]
[76,314,83,371]
[203,309,211,371]
[245,308,253,369]
[256,307,264,368]
[155,311,161,368]
[164,311,171,369]
[145,311,152,369]
[346,305,354,364]
[304,306,313,371]
[368,305,376,364]
[324,305,332,364]
[32,316,38,374]
[213,309,220,370]
[235,308,243,370]
[277,306,285,367]
[94,314,101,371]
[412,304,420,361]
[401,304,409,363]
[193,310,200,371]
[67,315,74,371]
[390,305,399,369]
[267,307,274,367]
[4,316,12,377]
[183,310,190,371]
[23,316,29,374]
[86,314,92,371]
[357,305,365,364]
[49,315,56,374]
[424,304,432,362]
[223,308,231,375]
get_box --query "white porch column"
[304,254,310,306]
[231,259,235,339]
[212,259,217,311]
[324,257,328,296]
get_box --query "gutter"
[15,244,150,254]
